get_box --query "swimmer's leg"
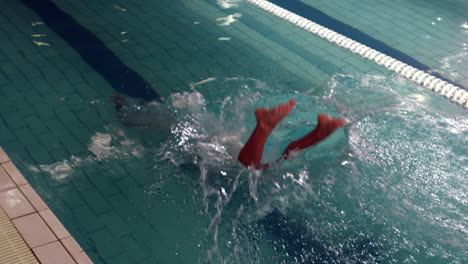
[281,114,344,159]
[112,93,126,111]
[238,99,296,169]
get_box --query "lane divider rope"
[244,0,468,108]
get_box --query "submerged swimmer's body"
[113,94,343,169]
[238,99,344,169]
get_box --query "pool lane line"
[21,0,162,102]
[244,0,468,108]
[268,0,466,90]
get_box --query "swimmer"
[238,99,344,169]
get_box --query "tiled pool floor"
[0,1,381,262]
[0,0,466,263]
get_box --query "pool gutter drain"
[244,0,468,108]
[0,208,39,264]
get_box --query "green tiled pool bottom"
[0,0,467,263]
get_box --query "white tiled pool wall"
[0,0,466,263]
[0,147,92,264]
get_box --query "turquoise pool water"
[0,0,466,263]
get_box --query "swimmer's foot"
[238,99,296,168]
[112,93,126,111]
[315,114,345,140]
[255,99,296,133]
[283,114,344,156]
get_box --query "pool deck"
[0,147,93,264]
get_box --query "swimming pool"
[0,0,466,263]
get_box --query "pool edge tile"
[39,208,71,240]
[12,212,57,249]
[0,207,40,264]
[33,241,77,264]
[2,161,28,186]
[0,146,94,264]
[61,236,94,264]
[20,184,49,211]
[0,147,8,163]
[0,165,15,191]
[0,187,36,219]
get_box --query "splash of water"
[152,77,351,262]
[33,126,145,181]
[216,0,241,9]
[152,74,466,263]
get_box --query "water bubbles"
[171,91,206,112]
[216,13,242,26]
[113,4,127,12]
[221,187,227,197]
[32,40,50,46]
[151,74,468,263]
[216,0,241,9]
[439,51,468,79]
[31,21,44,26]
[461,22,468,30]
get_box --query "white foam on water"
[156,78,351,262]
[461,22,468,30]
[216,0,241,9]
[88,128,145,160]
[171,91,206,113]
[216,13,242,26]
[39,160,72,180]
[149,74,467,263]
[36,156,90,181]
[88,132,114,160]
[35,127,145,181]
[440,51,468,80]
